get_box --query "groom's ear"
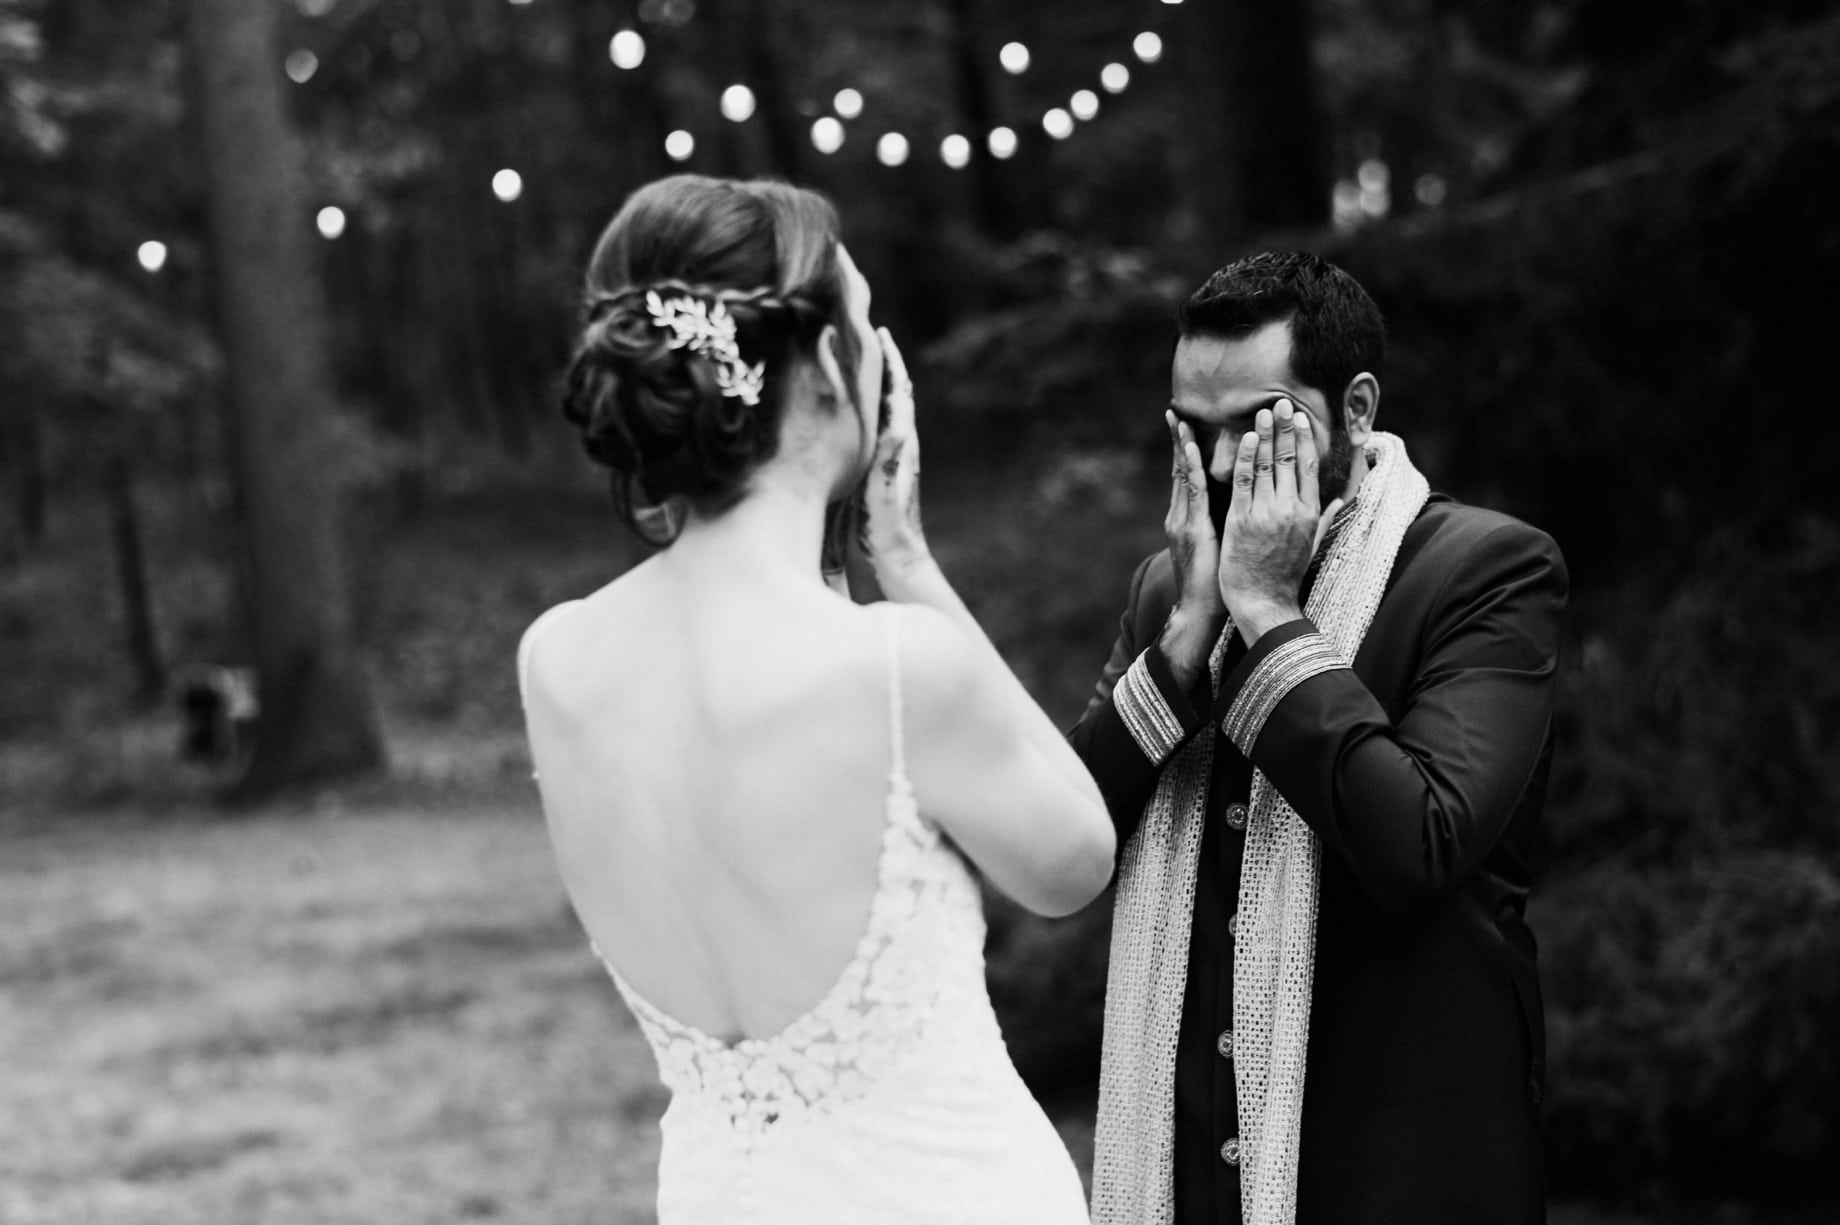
[1342,373,1379,444]
[812,323,848,409]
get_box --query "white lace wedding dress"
[527,605,1090,1225]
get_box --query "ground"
[0,790,1791,1225]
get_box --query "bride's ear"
[812,323,848,409]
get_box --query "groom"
[1068,251,1566,1225]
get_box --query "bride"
[517,174,1115,1224]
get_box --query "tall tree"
[1177,0,1330,241]
[943,0,1020,239]
[186,0,383,794]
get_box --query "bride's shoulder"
[879,604,994,720]
[517,564,660,685]
[516,598,588,700]
[883,602,969,664]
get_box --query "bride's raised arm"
[863,328,1114,917]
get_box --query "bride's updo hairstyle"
[561,175,861,542]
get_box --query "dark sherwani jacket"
[1069,494,1567,1225]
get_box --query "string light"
[876,133,910,166]
[1332,180,1363,233]
[1414,173,1447,207]
[639,0,694,25]
[316,206,347,238]
[603,18,1175,172]
[720,84,756,122]
[492,169,523,202]
[609,29,645,69]
[136,241,168,273]
[811,116,844,154]
[285,50,318,84]
[507,0,533,6]
[296,0,334,16]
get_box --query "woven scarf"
[1091,432,1429,1225]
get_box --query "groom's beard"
[1206,424,1357,537]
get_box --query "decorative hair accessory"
[644,289,767,407]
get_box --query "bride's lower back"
[525,575,897,1046]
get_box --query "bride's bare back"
[522,559,906,1045]
[528,174,1112,1221]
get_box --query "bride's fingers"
[878,327,916,443]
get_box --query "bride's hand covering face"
[814,252,932,594]
[861,326,930,584]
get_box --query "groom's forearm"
[1068,561,1213,849]
[1211,528,1567,914]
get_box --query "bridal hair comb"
[644,289,767,407]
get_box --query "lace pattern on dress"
[597,605,986,1139]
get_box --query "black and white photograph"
[1,0,1835,1222]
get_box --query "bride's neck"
[663,476,831,588]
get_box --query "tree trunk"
[562,0,667,211]
[5,402,48,548]
[735,0,801,180]
[1177,0,1330,242]
[943,0,1021,239]
[185,0,384,796]
[103,451,164,705]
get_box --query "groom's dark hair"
[1177,250,1386,410]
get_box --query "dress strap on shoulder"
[517,600,584,705]
[882,604,912,796]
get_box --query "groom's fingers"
[1272,399,1298,503]
[1312,497,1345,557]
[1253,408,1276,505]
[1179,423,1209,516]
[1229,428,1259,522]
[1165,411,1187,524]
[1296,411,1321,512]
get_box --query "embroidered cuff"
[1219,631,1347,755]
[1115,650,1189,765]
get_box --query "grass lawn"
[0,793,666,1225]
[1,792,1789,1225]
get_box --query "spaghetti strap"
[517,599,584,705]
[882,605,912,797]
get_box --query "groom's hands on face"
[1158,411,1230,690]
[1217,400,1343,648]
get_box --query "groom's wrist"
[1214,619,1342,755]
[1225,596,1302,649]
[1158,605,1222,692]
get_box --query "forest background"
[2,0,1837,1221]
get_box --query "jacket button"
[1216,1029,1235,1060]
[1224,802,1248,831]
[1228,911,1239,938]
[1221,1136,1242,1166]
